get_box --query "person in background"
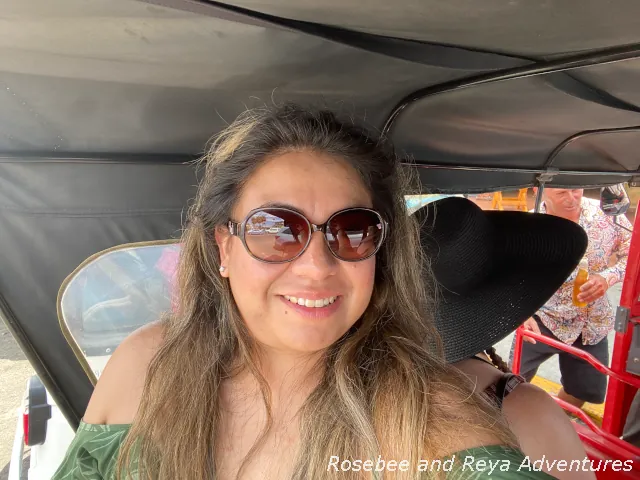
[513,188,632,408]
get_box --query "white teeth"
[284,295,338,308]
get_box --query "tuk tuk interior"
[2,0,640,478]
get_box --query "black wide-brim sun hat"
[414,197,588,364]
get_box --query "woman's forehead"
[547,188,582,196]
[234,151,372,222]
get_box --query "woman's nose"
[290,232,338,279]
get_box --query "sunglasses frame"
[227,206,389,264]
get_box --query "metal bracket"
[616,306,630,334]
[534,168,559,212]
[626,323,640,375]
[536,168,560,184]
[629,175,640,187]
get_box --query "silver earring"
[219,266,226,273]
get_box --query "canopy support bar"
[532,126,640,211]
[408,163,638,177]
[543,126,640,170]
[383,43,640,136]
[534,184,545,213]
[533,168,559,212]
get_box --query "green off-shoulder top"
[52,421,557,479]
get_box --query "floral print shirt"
[536,197,632,345]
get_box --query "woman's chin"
[248,316,354,355]
[274,329,347,354]
[281,338,337,354]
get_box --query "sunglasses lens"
[326,210,384,260]
[244,209,309,262]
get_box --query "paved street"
[0,322,32,480]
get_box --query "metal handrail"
[512,326,640,390]
[511,325,640,462]
[552,395,640,459]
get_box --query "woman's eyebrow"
[256,201,371,219]
[258,201,301,211]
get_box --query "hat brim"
[436,264,580,363]
[419,202,588,363]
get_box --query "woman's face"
[216,151,377,354]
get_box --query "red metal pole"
[603,200,640,435]
[521,330,640,389]
[552,396,640,459]
[512,325,524,375]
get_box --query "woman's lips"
[284,294,337,308]
[279,295,342,319]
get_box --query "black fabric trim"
[142,0,526,70]
[545,72,640,115]
[0,206,185,218]
[544,126,640,169]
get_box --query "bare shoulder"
[82,321,166,425]
[503,382,594,479]
[502,382,574,428]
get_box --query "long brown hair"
[117,104,517,479]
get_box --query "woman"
[53,104,554,479]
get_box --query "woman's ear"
[215,226,231,277]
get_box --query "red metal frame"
[511,201,640,476]
[513,329,640,389]
[603,205,640,434]
[513,325,640,475]
[577,426,639,480]
[554,395,640,458]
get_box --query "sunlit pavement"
[0,322,33,480]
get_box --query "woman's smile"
[279,294,343,319]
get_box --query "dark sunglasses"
[228,207,388,263]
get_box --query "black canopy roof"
[2,0,640,426]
